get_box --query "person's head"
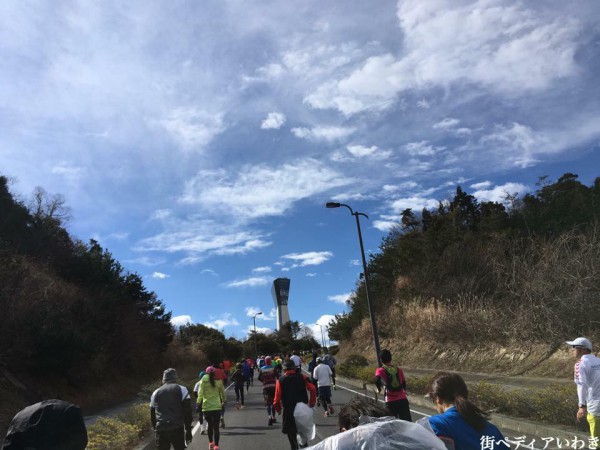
[337,396,389,432]
[198,370,205,379]
[567,337,593,358]
[380,349,392,365]
[206,366,216,387]
[2,399,88,450]
[316,357,323,365]
[293,349,298,355]
[312,352,318,360]
[265,356,272,366]
[284,358,296,371]
[162,368,178,384]
[427,372,488,431]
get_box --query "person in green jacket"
[197,366,226,450]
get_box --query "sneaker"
[240,404,245,409]
[329,405,335,415]
[213,446,219,450]
[220,418,225,428]
[324,411,329,417]
[316,400,321,407]
[332,384,336,390]
[209,442,214,450]
[272,416,277,423]
[235,402,240,410]
[268,417,273,426]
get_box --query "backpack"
[323,355,335,369]
[383,366,404,392]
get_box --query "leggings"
[234,384,245,404]
[204,410,221,445]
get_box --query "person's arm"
[182,391,193,443]
[273,379,283,413]
[374,367,384,392]
[304,375,317,407]
[219,381,226,405]
[576,360,588,419]
[398,367,407,391]
[150,406,157,430]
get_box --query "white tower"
[272,278,290,331]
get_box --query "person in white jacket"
[567,337,600,438]
[313,357,334,417]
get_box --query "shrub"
[87,417,139,450]
[345,354,369,367]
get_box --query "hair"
[338,396,389,431]
[312,352,318,359]
[208,370,216,387]
[427,372,489,431]
[380,349,392,364]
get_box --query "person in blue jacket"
[427,372,509,450]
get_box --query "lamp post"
[326,202,382,367]
[319,325,326,349]
[252,312,263,356]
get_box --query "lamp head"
[257,311,263,315]
[326,202,341,208]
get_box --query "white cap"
[566,337,593,351]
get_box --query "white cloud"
[281,251,333,266]
[390,196,439,213]
[470,181,492,190]
[158,107,225,151]
[200,269,219,276]
[473,182,529,204]
[480,122,546,168]
[306,273,317,277]
[405,141,444,157]
[349,259,360,267]
[373,220,398,232]
[346,144,392,160]
[261,112,286,130]
[328,293,352,304]
[225,276,271,288]
[51,164,85,180]
[151,271,170,279]
[306,1,580,115]
[204,313,240,329]
[291,126,356,142]
[179,159,351,219]
[433,117,460,129]
[252,266,272,273]
[308,314,338,346]
[171,315,193,327]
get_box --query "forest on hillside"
[329,173,600,348]
[0,175,318,394]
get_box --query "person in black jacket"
[273,359,317,449]
[150,368,193,450]
[2,399,88,450]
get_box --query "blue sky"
[2,0,599,344]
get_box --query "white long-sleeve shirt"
[313,363,333,387]
[574,354,600,416]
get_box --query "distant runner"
[193,370,208,434]
[374,349,412,422]
[197,366,226,450]
[322,350,337,389]
[259,356,278,425]
[313,357,334,417]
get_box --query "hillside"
[330,173,600,377]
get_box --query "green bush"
[116,403,153,436]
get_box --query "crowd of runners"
[4,337,600,449]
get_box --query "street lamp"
[252,312,263,356]
[326,202,382,367]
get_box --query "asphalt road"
[183,376,435,450]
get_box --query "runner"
[273,359,317,449]
[231,362,246,409]
[313,357,334,417]
[242,358,253,391]
[258,356,278,425]
[322,350,337,390]
[374,348,412,422]
[197,366,226,450]
[192,370,208,434]
[306,352,320,407]
[290,350,302,373]
[212,364,228,428]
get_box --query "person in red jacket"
[212,363,228,428]
[274,359,317,449]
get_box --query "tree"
[401,208,420,232]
